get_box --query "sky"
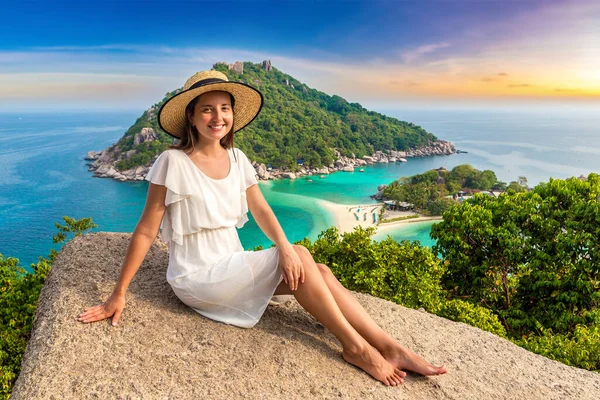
[1,0,599,111]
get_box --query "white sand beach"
[318,199,442,235]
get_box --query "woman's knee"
[316,263,332,277]
[292,244,311,259]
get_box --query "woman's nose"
[213,108,224,120]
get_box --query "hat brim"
[158,81,263,139]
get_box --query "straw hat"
[158,70,264,139]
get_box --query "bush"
[427,197,457,216]
[306,226,445,312]
[0,256,50,399]
[515,325,600,371]
[0,217,96,399]
[436,299,507,337]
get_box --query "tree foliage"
[0,217,96,399]
[296,226,505,335]
[430,174,600,370]
[382,164,503,215]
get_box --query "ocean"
[1,105,599,267]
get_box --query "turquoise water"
[1,106,599,266]
[372,221,439,248]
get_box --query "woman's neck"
[193,142,226,159]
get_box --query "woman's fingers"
[80,304,102,315]
[78,304,115,323]
[79,308,107,323]
[288,270,296,291]
[112,308,122,326]
[282,269,288,285]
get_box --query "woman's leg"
[273,245,404,386]
[275,248,446,376]
[314,263,447,376]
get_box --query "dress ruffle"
[234,148,258,229]
[145,149,255,244]
[146,150,208,245]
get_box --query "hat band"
[189,77,227,90]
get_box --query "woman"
[78,70,446,386]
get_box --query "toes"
[393,373,404,385]
[395,368,407,378]
[436,364,448,374]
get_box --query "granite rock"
[11,233,600,400]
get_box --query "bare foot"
[342,344,406,386]
[381,345,447,376]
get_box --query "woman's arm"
[246,184,304,290]
[78,183,167,325]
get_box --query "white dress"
[145,147,283,328]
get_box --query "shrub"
[306,226,445,312]
[0,217,96,399]
[515,325,600,371]
[436,299,507,337]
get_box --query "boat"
[359,168,365,172]
[320,175,326,179]
[397,158,407,163]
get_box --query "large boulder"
[11,233,600,399]
[228,61,244,75]
[133,127,158,146]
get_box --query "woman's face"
[189,91,233,143]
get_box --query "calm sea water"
[1,106,599,266]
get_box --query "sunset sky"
[1,0,599,111]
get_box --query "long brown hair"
[169,91,236,156]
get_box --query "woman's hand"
[78,293,126,326]
[278,243,305,291]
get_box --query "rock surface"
[12,233,600,399]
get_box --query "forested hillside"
[113,61,438,171]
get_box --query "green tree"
[427,197,457,216]
[431,174,600,337]
[1,217,96,399]
[431,192,528,314]
[507,181,527,192]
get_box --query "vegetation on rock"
[431,173,600,371]
[382,163,529,215]
[0,217,96,399]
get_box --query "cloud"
[497,72,508,76]
[400,42,450,63]
[507,84,531,88]
[389,80,419,87]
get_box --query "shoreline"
[317,199,442,235]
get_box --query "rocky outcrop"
[228,61,244,75]
[86,127,159,181]
[84,151,99,161]
[405,140,455,157]
[262,59,273,71]
[87,139,455,183]
[374,184,388,200]
[133,127,158,146]
[11,233,600,399]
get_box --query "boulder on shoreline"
[11,232,600,399]
[87,141,457,184]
